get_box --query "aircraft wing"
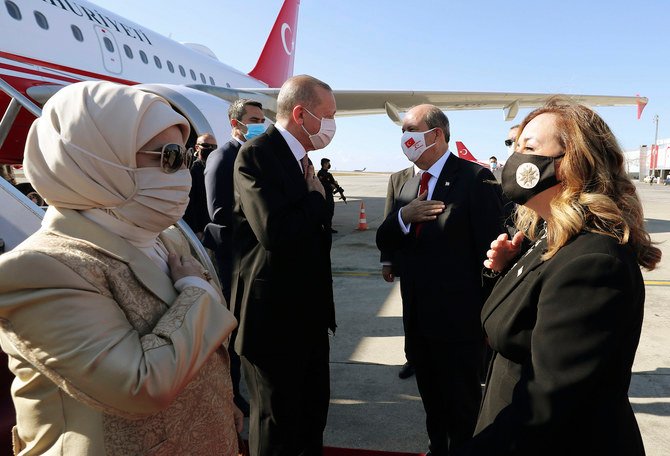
[205,87,647,124]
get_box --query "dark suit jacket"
[183,159,210,234]
[376,154,505,341]
[231,125,336,357]
[457,232,646,455]
[380,166,415,275]
[203,139,241,249]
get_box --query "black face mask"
[501,152,564,205]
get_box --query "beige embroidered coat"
[0,208,239,455]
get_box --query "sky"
[91,0,670,173]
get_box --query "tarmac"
[240,174,670,455]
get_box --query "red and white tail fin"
[455,141,477,162]
[248,0,300,88]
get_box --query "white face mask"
[302,107,336,150]
[507,145,516,158]
[113,167,191,232]
[401,129,435,163]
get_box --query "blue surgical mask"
[239,121,267,140]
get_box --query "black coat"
[376,154,505,341]
[456,232,646,455]
[231,126,335,357]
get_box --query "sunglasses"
[504,139,514,147]
[138,143,193,173]
[196,142,218,150]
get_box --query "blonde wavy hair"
[514,98,661,270]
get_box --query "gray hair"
[228,98,263,121]
[276,75,332,121]
[424,105,450,143]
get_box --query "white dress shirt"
[276,123,308,171]
[398,151,451,234]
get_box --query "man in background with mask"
[232,75,336,456]
[204,98,265,418]
[183,133,217,240]
[376,104,505,456]
[488,156,502,181]
[505,124,520,158]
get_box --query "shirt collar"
[423,150,450,177]
[275,123,307,163]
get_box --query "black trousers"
[241,333,330,456]
[407,334,483,456]
[213,240,244,403]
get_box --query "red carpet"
[324,448,425,456]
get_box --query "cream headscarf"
[24,81,191,272]
[24,80,190,209]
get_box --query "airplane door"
[94,26,122,74]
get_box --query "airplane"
[0,0,649,201]
[455,141,491,168]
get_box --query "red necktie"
[415,171,431,236]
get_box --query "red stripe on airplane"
[0,63,80,84]
[0,51,137,85]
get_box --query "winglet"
[248,0,300,88]
[637,94,648,120]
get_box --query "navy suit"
[203,138,245,414]
[377,154,505,455]
[204,138,241,300]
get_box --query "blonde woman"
[456,99,660,456]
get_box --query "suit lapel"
[481,237,548,323]
[431,153,459,203]
[44,207,177,305]
[267,126,303,178]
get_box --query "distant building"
[624,139,670,181]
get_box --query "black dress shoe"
[330,228,338,233]
[398,362,414,379]
[234,395,250,417]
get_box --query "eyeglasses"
[504,139,514,147]
[138,143,193,173]
[196,143,217,150]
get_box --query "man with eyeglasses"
[184,133,217,241]
[204,99,265,419]
[505,124,520,158]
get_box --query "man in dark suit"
[204,99,265,417]
[376,104,505,456]
[380,165,416,379]
[183,133,216,240]
[232,75,337,456]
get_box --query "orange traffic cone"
[357,201,368,231]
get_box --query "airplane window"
[167,60,174,73]
[123,44,133,59]
[139,50,148,64]
[71,25,83,42]
[34,10,48,30]
[153,56,162,69]
[103,36,114,53]
[209,76,215,85]
[189,69,196,81]
[200,73,206,84]
[5,1,21,20]
[178,65,186,77]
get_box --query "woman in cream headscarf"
[0,81,242,455]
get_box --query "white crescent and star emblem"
[281,23,293,56]
[516,163,540,189]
